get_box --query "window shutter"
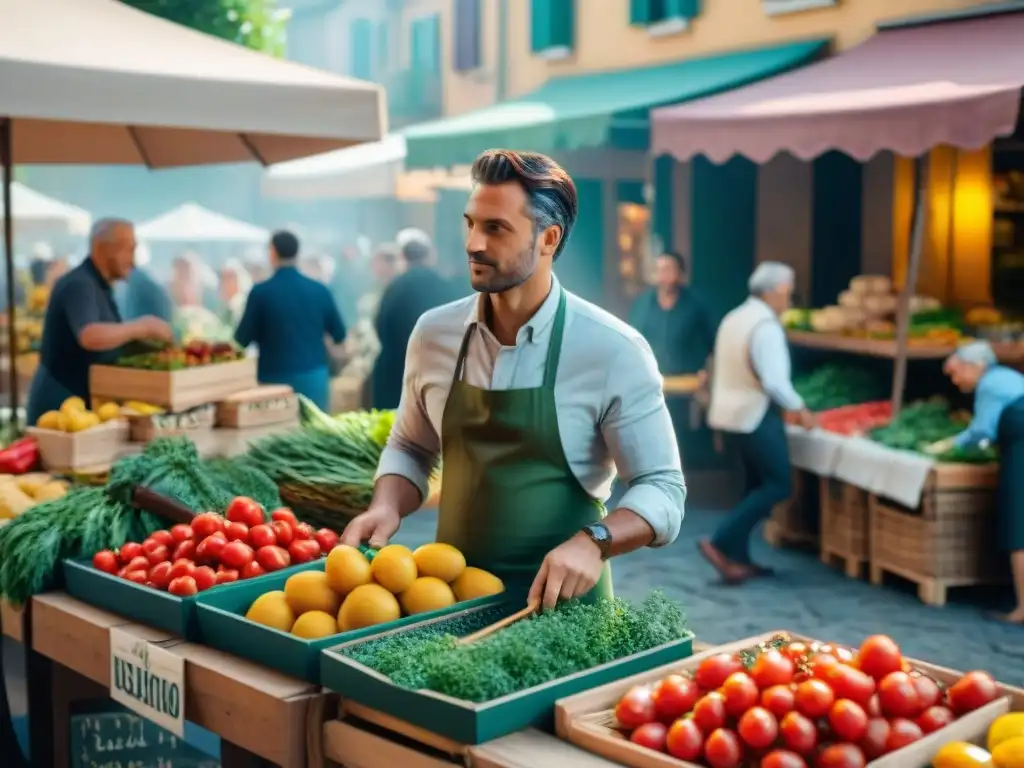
[531,0,574,53]
[411,14,441,73]
[630,0,660,24]
[375,21,390,77]
[666,0,700,19]
[452,0,482,71]
[349,18,374,80]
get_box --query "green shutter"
[349,18,373,80]
[665,0,700,19]
[629,0,658,24]
[411,14,441,73]
[531,0,575,52]
[631,0,700,24]
[375,21,389,76]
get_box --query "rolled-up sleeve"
[750,322,804,412]
[374,321,440,500]
[601,335,686,547]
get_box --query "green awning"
[403,39,829,169]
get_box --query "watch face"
[588,524,611,544]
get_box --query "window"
[452,0,481,72]
[410,14,442,73]
[531,0,574,59]
[349,18,374,80]
[761,0,838,17]
[375,21,390,78]
[629,0,700,34]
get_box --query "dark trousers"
[711,408,792,563]
[997,395,1024,552]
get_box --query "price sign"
[109,628,185,737]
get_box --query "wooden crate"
[820,476,870,579]
[764,468,818,548]
[127,403,216,442]
[217,384,298,429]
[331,374,364,414]
[89,357,257,412]
[26,419,128,472]
[869,462,1004,606]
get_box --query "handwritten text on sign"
[109,628,185,737]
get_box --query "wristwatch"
[581,523,612,560]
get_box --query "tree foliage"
[120,0,288,56]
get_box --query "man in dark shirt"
[27,219,174,423]
[235,230,347,411]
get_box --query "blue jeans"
[261,366,331,412]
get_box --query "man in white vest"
[699,262,814,584]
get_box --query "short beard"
[470,244,538,294]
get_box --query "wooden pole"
[891,156,929,417]
[0,119,17,430]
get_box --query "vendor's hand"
[798,409,816,431]
[339,504,401,549]
[131,316,174,343]
[528,532,605,611]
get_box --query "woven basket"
[820,477,870,561]
[769,468,819,544]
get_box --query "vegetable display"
[341,592,687,703]
[793,365,886,413]
[869,399,997,462]
[815,402,892,437]
[0,438,39,475]
[116,340,243,370]
[35,396,124,432]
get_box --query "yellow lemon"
[413,542,466,583]
[244,591,296,633]
[337,584,401,632]
[400,577,456,615]
[60,397,86,415]
[324,544,372,595]
[450,567,505,601]
[370,544,417,594]
[290,611,340,639]
[96,402,122,422]
[36,411,61,430]
[994,737,1024,768]
[991,714,1024,752]
[67,411,100,432]
[934,742,993,768]
[284,570,341,616]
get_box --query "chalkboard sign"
[70,701,219,768]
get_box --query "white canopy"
[0,0,385,167]
[262,134,407,199]
[137,203,269,243]
[0,182,92,236]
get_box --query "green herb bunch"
[342,592,687,703]
[793,364,886,412]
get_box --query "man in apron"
[936,341,1024,624]
[340,150,686,609]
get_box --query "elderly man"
[27,219,173,423]
[700,262,814,584]
[940,341,1024,623]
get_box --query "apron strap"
[452,324,476,384]
[542,288,568,390]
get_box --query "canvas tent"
[0,182,91,236]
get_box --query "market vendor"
[26,219,174,424]
[937,341,1024,624]
[340,149,685,609]
[700,262,815,585]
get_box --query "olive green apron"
[436,288,613,603]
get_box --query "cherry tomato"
[191,512,225,540]
[865,695,881,718]
[826,665,875,707]
[288,539,321,564]
[810,654,839,680]
[630,721,667,752]
[652,674,700,723]
[738,706,778,749]
[762,685,796,718]
[911,675,941,710]
[195,532,228,563]
[192,565,217,591]
[123,570,148,585]
[885,718,923,751]
[856,635,903,681]
[92,550,118,574]
[241,561,265,579]
[877,672,921,718]
[752,650,796,689]
[270,507,299,526]
[125,555,151,573]
[215,568,240,585]
[784,642,810,662]
[224,522,250,542]
[721,672,759,717]
[314,528,339,553]
[270,520,294,546]
[168,559,196,580]
[762,750,808,768]
[666,717,704,760]
[226,496,265,528]
[832,646,857,665]
[947,671,999,715]
[249,524,277,549]
[219,541,255,570]
[795,679,834,719]
[827,699,867,742]
[169,524,194,543]
[145,545,169,565]
[859,717,890,760]
[695,654,744,691]
[148,561,173,589]
[294,522,315,540]
[119,542,143,562]
[816,743,866,768]
[149,530,174,547]
[172,539,197,562]
[693,692,728,733]
[615,686,656,729]
[780,711,817,755]
[916,704,955,734]
[704,728,743,768]
[168,575,198,596]
[116,566,130,578]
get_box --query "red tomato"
[270,507,299,526]
[859,717,890,760]
[192,566,216,592]
[827,666,875,707]
[865,695,881,718]
[816,743,866,768]
[168,559,196,580]
[256,545,291,571]
[762,685,796,718]
[92,550,118,574]
[269,520,294,546]
[885,718,923,752]
[856,635,903,681]
[119,542,143,562]
[288,539,321,564]
[149,530,174,547]
[752,650,796,689]
[224,522,249,542]
[630,721,667,752]
[912,675,941,709]
[762,750,808,768]
[215,568,239,585]
[241,561,265,579]
[780,712,817,755]
[693,692,728,733]
[314,528,339,553]
[145,545,169,565]
[125,555,151,573]
[827,700,867,742]
[877,672,921,718]
[172,539,197,562]
[652,674,700,722]
[249,524,277,548]
[148,561,173,589]
[195,532,228,563]
[219,541,255,570]
[916,705,955,734]
[124,570,148,585]
[226,496,265,528]
[168,575,198,596]
[294,522,315,540]
[704,728,743,768]
[666,718,704,760]
[832,646,857,666]
[795,679,835,719]
[810,654,839,680]
[721,672,760,717]
[169,524,194,543]
[191,512,225,540]
[116,566,130,578]
[947,671,999,715]
[784,642,810,662]
[695,654,744,690]
[738,706,778,749]
[615,686,656,729]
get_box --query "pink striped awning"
[652,8,1024,164]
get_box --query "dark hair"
[470,149,577,260]
[659,251,687,274]
[402,240,431,265]
[271,230,299,261]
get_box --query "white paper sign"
[109,627,185,737]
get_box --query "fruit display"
[243,540,504,639]
[608,634,1003,768]
[793,365,887,413]
[930,710,1024,767]
[35,396,124,432]
[119,400,167,416]
[869,398,997,462]
[116,340,244,370]
[0,472,67,519]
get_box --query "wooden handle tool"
[457,599,540,646]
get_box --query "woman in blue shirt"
[941,341,1024,624]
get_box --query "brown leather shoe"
[698,538,751,585]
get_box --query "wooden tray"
[26,419,129,472]
[89,357,257,412]
[127,403,216,443]
[216,384,298,429]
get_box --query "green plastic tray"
[195,563,507,683]
[320,602,694,744]
[62,557,319,639]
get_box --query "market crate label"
[109,628,185,737]
[71,708,218,768]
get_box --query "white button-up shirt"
[376,276,686,546]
